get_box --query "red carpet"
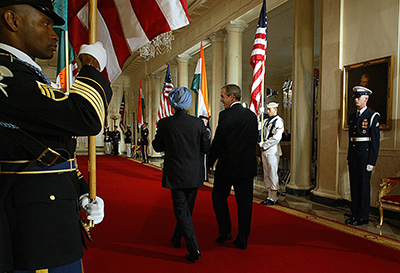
[77,155,400,272]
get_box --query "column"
[143,76,153,156]
[149,73,162,157]
[209,32,226,136]
[311,0,342,202]
[177,53,191,88]
[226,19,247,88]
[286,0,314,195]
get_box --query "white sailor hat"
[266,102,279,108]
[352,86,372,97]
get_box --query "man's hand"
[78,41,107,72]
[366,164,374,172]
[79,54,100,70]
[79,194,105,225]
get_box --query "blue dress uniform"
[0,47,112,272]
[111,127,121,155]
[347,88,380,225]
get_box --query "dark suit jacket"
[152,110,209,189]
[208,103,258,179]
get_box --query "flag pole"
[64,31,70,93]
[260,76,264,141]
[88,0,97,212]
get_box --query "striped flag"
[191,43,209,118]
[137,80,145,128]
[68,0,190,83]
[156,65,174,125]
[249,0,267,114]
[119,93,126,131]
[54,0,78,89]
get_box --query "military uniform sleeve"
[368,113,380,166]
[0,54,112,136]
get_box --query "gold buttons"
[49,195,56,201]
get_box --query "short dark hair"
[222,84,241,101]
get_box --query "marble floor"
[141,156,400,242]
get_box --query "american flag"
[156,65,174,125]
[68,0,190,83]
[249,0,267,114]
[119,93,126,131]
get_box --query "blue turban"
[169,87,192,110]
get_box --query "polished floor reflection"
[144,156,400,241]
[252,178,400,241]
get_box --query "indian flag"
[191,43,209,118]
[54,0,78,90]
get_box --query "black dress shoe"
[171,236,181,248]
[345,217,356,225]
[186,250,202,262]
[216,234,232,244]
[260,199,278,206]
[349,219,369,226]
[233,238,247,250]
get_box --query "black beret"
[0,0,65,26]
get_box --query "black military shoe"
[260,199,278,206]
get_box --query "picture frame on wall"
[342,56,393,130]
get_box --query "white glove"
[78,41,107,72]
[366,164,374,172]
[259,106,265,114]
[79,193,105,224]
[258,142,264,148]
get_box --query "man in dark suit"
[346,85,380,226]
[152,87,209,262]
[208,84,258,250]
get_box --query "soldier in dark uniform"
[345,86,380,226]
[140,122,149,163]
[0,1,112,272]
[103,126,112,155]
[111,125,121,155]
[124,125,132,158]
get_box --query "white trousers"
[104,142,112,155]
[261,153,280,191]
[126,143,132,158]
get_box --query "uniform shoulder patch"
[0,65,13,97]
[36,81,68,101]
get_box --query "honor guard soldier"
[259,102,284,206]
[111,125,121,155]
[103,126,112,155]
[140,122,149,163]
[346,86,380,226]
[124,125,132,158]
[0,0,112,272]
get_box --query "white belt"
[350,137,371,142]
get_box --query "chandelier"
[139,31,175,61]
[282,77,292,109]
